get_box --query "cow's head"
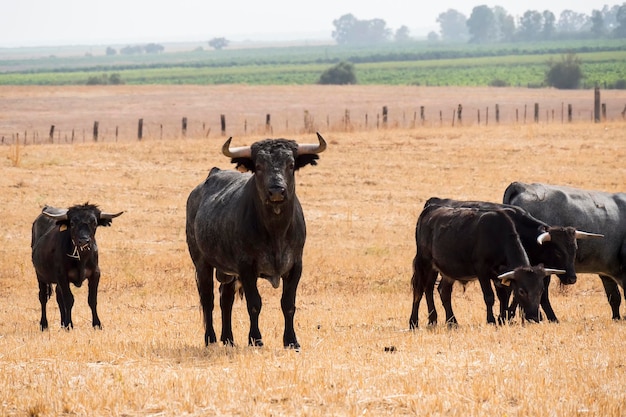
[499,265,565,322]
[43,204,123,256]
[223,133,326,214]
[536,227,603,285]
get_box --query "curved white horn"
[537,232,551,245]
[498,270,516,280]
[297,132,327,155]
[100,211,124,220]
[575,231,604,239]
[544,268,566,275]
[222,137,251,158]
[42,206,68,221]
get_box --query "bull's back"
[504,182,626,273]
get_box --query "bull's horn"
[297,132,327,155]
[222,137,251,158]
[498,270,515,280]
[100,211,124,220]
[544,268,566,275]
[42,206,68,221]
[537,232,551,245]
[575,231,604,239]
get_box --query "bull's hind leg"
[437,277,458,326]
[217,271,236,346]
[38,280,50,331]
[195,263,217,345]
[410,255,433,329]
[55,282,74,329]
[424,269,439,326]
[600,275,622,320]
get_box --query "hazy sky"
[0,0,614,47]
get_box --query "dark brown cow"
[31,204,123,330]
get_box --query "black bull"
[31,204,123,330]
[426,197,600,323]
[186,133,326,349]
[409,203,565,328]
[504,181,624,319]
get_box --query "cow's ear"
[98,219,113,227]
[295,154,320,170]
[231,158,254,172]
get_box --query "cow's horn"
[544,268,566,275]
[42,206,68,221]
[537,232,551,245]
[497,270,515,285]
[222,137,251,158]
[100,211,124,220]
[297,132,327,155]
[575,231,604,239]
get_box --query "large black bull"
[31,204,123,330]
[427,197,599,323]
[186,133,326,349]
[504,182,624,319]
[409,202,564,328]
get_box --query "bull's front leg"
[477,275,497,324]
[88,270,102,329]
[216,271,236,346]
[241,273,263,346]
[281,263,302,349]
[38,279,50,331]
[55,280,74,329]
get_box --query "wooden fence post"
[568,104,573,122]
[477,109,480,125]
[457,104,462,124]
[534,103,539,123]
[265,114,271,133]
[93,121,99,142]
[420,106,425,124]
[594,86,601,123]
[382,106,388,128]
[182,117,188,137]
[601,103,606,121]
[49,125,55,143]
[138,118,143,140]
[220,114,226,136]
[495,104,500,124]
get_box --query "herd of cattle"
[30,134,626,349]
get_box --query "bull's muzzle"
[268,186,286,203]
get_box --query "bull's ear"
[231,158,254,172]
[295,154,320,170]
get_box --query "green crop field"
[1,39,625,87]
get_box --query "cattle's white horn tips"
[536,232,551,245]
[575,231,604,239]
[222,137,252,159]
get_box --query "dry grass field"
[1,85,626,416]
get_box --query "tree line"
[331,3,626,45]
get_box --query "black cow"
[427,197,600,323]
[504,182,625,319]
[186,133,326,349]
[31,204,123,330]
[409,203,564,328]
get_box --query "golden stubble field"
[1,85,626,416]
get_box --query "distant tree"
[144,43,164,54]
[557,10,589,33]
[542,10,556,40]
[615,4,626,38]
[394,25,411,43]
[427,31,440,42]
[120,45,144,55]
[518,10,543,41]
[545,53,583,89]
[467,5,496,43]
[590,10,605,37]
[109,73,123,85]
[332,14,391,45]
[436,9,468,42]
[208,37,229,50]
[318,61,356,85]
[105,46,117,56]
[493,6,515,42]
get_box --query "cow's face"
[251,142,297,214]
[538,227,578,285]
[505,266,546,322]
